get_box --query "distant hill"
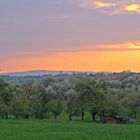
[1,70,82,77]
[1,70,136,77]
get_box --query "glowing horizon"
[1,40,140,73]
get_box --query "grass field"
[0,119,140,140]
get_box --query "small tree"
[124,93,140,119]
[48,96,63,119]
[10,88,31,118]
[76,78,97,121]
[0,79,13,118]
[66,89,77,121]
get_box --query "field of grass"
[0,119,140,140]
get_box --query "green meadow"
[0,119,140,140]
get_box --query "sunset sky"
[1,0,140,73]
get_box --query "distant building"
[104,116,131,124]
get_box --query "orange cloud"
[80,0,115,9]
[80,0,140,15]
[125,3,140,13]
[94,1,115,8]
[46,15,68,22]
[63,41,140,52]
[98,41,140,51]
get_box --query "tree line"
[0,73,140,123]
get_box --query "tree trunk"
[69,108,72,121]
[25,115,29,119]
[69,113,72,121]
[100,114,105,123]
[39,113,44,120]
[5,113,8,119]
[101,112,106,124]
[81,112,84,121]
[102,116,106,124]
[134,112,137,119]
[35,115,38,119]
[100,115,102,123]
[54,114,57,120]
[92,112,96,122]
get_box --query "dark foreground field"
[0,119,140,140]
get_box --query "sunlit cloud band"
[80,0,140,15]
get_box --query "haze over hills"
[0,70,85,77]
[1,70,136,77]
